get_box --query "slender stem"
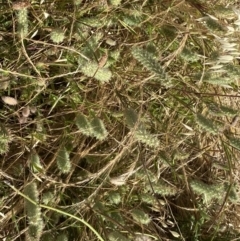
[5,182,105,241]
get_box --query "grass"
[0,0,240,240]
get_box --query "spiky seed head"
[124,108,139,128]
[204,17,226,32]
[80,61,112,83]
[16,7,29,38]
[30,153,44,173]
[190,180,225,203]
[131,209,151,225]
[24,182,41,221]
[0,125,12,155]
[90,117,108,140]
[108,191,121,205]
[196,113,219,134]
[26,220,44,240]
[75,114,93,136]
[145,182,177,196]
[132,46,172,86]
[42,191,54,204]
[50,28,65,43]
[24,182,39,202]
[180,47,199,62]
[134,128,160,148]
[57,147,71,173]
[109,0,122,6]
[141,193,157,205]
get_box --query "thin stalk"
[5,182,105,241]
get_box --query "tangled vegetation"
[0,0,240,240]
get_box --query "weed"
[1,0,240,240]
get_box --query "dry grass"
[0,0,240,240]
